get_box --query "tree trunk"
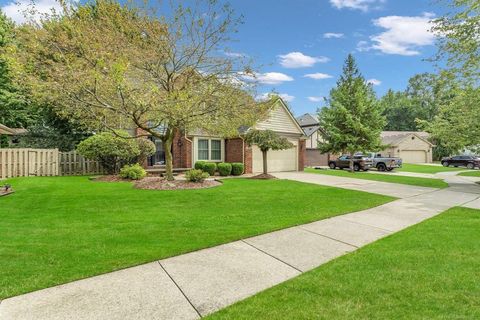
[163,130,175,181]
[262,149,268,174]
[349,152,354,173]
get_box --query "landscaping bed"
[93,175,222,190]
[134,177,221,190]
[208,207,480,319]
[0,176,393,299]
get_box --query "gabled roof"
[381,131,433,147]
[296,113,319,127]
[253,98,305,136]
[302,125,321,137]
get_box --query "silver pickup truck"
[364,152,403,171]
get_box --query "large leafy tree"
[424,1,480,155]
[318,54,385,172]
[380,90,416,131]
[433,0,480,82]
[0,10,32,128]
[244,129,293,175]
[12,0,266,180]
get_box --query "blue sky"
[1,0,445,116]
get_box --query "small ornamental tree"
[77,131,141,174]
[318,54,385,172]
[245,129,293,175]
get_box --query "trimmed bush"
[203,162,217,176]
[77,131,140,174]
[217,163,232,176]
[185,169,209,182]
[231,162,244,176]
[194,161,207,171]
[119,164,146,180]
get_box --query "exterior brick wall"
[225,138,244,163]
[244,144,253,174]
[172,130,192,169]
[298,140,305,171]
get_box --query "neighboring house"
[0,124,27,146]
[296,113,332,166]
[138,98,306,174]
[380,131,434,163]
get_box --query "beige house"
[381,131,434,163]
[296,113,332,166]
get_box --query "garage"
[380,131,434,164]
[252,140,298,173]
[399,150,427,163]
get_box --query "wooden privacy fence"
[0,148,59,179]
[59,151,105,176]
[0,149,104,179]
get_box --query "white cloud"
[2,0,66,24]
[304,73,333,80]
[278,52,329,68]
[223,51,248,58]
[330,0,385,12]
[241,72,294,85]
[258,93,295,102]
[367,78,382,86]
[368,13,436,56]
[323,32,345,39]
[308,96,324,102]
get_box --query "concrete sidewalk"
[1,174,479,320]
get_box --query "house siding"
[255,102,301,134]
[381,134,433,163]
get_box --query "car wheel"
[329,162,336,169]
[442,161,449,167]
[377,163,387,172]
[353,164,360,171]
[467,163,475,169]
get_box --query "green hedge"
[203,162,217,176]
[231,163,244,176]
[194,161,207,171]
[217,163,232,176]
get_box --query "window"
[197,138,223,161]
[211,140,221,161]
[198,139,209,160]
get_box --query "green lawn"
[0,176,393,299]
[397,163,465,174]
[305,168,448,188]
[208,207,480,320]
[458,170,480,177]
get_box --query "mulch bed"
[92,175,221,190]
[250,173,277,180]
[134,177,221,190]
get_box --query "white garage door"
[401,150,426,163]
[252,140,298,173]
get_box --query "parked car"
[329,155,373,171]
[363,152,403,172]
[441,155,480,169]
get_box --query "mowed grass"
[397,163,465,174]
[0,176,393,299]
[305,168,448,188]
[208,207,480,320]
[458,170,480,177]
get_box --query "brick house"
[140,98,306,174]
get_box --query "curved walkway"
[1,172,479,320]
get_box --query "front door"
[148,137,166,166]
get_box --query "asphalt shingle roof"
[296,113,319,127]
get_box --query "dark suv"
[441,155,480,169]
[329,155,373,171]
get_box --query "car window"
[339,156,347,160]
[452,156,461,160]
